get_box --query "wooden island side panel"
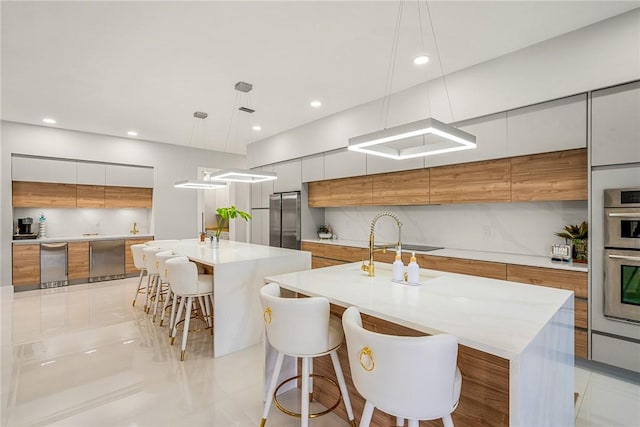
[309,303,510,427]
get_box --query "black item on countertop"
[17,217,33,234]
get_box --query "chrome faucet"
[361,211,402,277]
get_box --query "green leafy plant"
[554,221,588,241]
[317,225,329,234]
[215,206,252,238]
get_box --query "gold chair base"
[273,374,341,419]
[180,350,186,361]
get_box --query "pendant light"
[205,82,278,184]
[348,1,476,160]
[174,111,228,190]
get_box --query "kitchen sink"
[401,244,443,252]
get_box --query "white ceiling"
[2,1,638,155]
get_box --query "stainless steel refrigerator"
[269,192,301,250]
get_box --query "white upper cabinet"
[592,81,640,166]
[366,153,424,175]
[301,154,325,182]
[76,162,105,185]
[506,94,587,157]
[260,165,274,208]
[105,164,154,188]
[250,168,263,209]
[273,160,301,193]
[12,156,76,183]
[425,112,508,168]
[324,149,367,180]
[250,208,269,246]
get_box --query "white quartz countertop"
[160,239,309,267]
[12,234,154,244]
[265,262,574,360]
[302,238,588,272]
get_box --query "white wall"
[247,8,640,168]
[1,121,246,286]
[323,202,588,257]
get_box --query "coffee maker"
[16,217,36,239]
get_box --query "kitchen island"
[169,239,311,358]
[264,262,574,427]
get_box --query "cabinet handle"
[608,212,640,218]
[608,254,640,262]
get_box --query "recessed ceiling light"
[413,55,430,65]
[127,131,138,137]
[252,125,262,131]
[42,118,57,124]
[310,100,322,108]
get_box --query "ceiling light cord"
[380,0,404,131]
[224,91,241,153]
[417,1,432,119]
[424,0,455,123]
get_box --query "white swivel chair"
[342,306,462,427]
[145,239,180,248]
[141,246,165,314]
[166,257,214,361]
[259,282,356,427]
[130,244,148,308]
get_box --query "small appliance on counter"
[14,217,38,240]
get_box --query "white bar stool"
[130,244,148,308]
[166,257,214,361]
[342,306,462,427]
[153,250,179,323]
[141,246,165,314]
[259,282,356,427]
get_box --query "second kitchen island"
[265,262,575,427]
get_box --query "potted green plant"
[317,225,332,239]
[555,221,588,263]
[214,206,252,240]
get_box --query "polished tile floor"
[1,278,639,426]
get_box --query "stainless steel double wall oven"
[603,188,640,323]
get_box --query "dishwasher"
[89,240,125,282]
[41,242,69,288]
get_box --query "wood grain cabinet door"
[12,181,77,208]
[308,181,332,208]
[104,187,152,208]
[430,158,511,204]
[330,176,373,206]
[76,185,105,208]
[68,241,89,280]
[12,244,40,287]
[511,148,587,201]
[372,168,429,206]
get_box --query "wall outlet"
[481,225,491,238]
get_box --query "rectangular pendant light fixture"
[348,117,476,160]
[173,180,227,189]
[206,168,277,183]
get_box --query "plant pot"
[572,239,588,263]
[210,235,219,248]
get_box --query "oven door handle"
[608,254,640,262]
[607,212,640,218]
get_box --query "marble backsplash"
[322,201,588,257]
[13,208,151,238]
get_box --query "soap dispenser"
[407,252,419,284]
[392,250,404,282]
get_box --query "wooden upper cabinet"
[68,241,89,280]
[430,158,511,204]
[372,169,429,206]
[511,148,587,201]
[76,184,105,208]
[330,176,373,206]
[104,186,152,208]
[308,180,332,208]
[12,244,40,287]
[12,181,77,208]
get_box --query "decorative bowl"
[318,233,333,239]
